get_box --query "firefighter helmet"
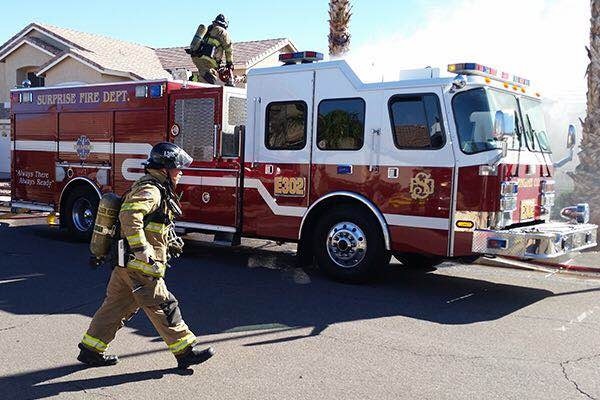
[213,14,229,29]
[145,142,193,169]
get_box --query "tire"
[312,205,389,283]
[396,253,443,270]
[64,185,100,241]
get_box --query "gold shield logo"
[410,172,435,200]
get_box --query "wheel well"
[298,194,390,263]
[59,179,101,228]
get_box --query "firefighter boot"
[176,346,215,369]
[77,343,119,367]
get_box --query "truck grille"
[173,98,215,162]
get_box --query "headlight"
[540,192,555,207]
[501,181,519,196]
[500,196,517,212]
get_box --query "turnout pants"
[81,267,196,356]
[192,56,219,85]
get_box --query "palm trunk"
[328,0,352,57]
[568,0,600,236]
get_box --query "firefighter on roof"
[188,14,234,86]
[77,142,215,370]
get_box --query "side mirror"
[567,124,576,149]
[493,110,516,139]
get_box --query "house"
[0,22,297,175]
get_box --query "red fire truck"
[10,52,598,281]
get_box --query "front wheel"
[312,205,389,283]
[64,186,99,241]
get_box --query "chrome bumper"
[472,222,597,259]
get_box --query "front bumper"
[472,222,597,259]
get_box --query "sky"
[1,0,591,162]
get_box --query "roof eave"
[0,38,56,62]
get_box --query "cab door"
[243,70,315,239]
[169,87,241,232]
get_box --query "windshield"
[452,87,523,154]
[520,97,551,152]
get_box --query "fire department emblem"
[410,172,435,200]
[74,135,92,160]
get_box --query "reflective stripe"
[205,37,220,47]
[168,333,196,354]
[145,222,167,234]
[126,232,145,247]
[81,333,108,352]
[121,202,152,213]
[127,258,166,278]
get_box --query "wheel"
[396,253,443,270]
[64,186,99,241]
[312,205,389,283]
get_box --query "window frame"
[316,97,366,151]
[264,100,308,151]
[387,93,446,151]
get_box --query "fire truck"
[10,52,598,282]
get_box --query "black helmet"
[213,14,228,29]
[145,142,193,169]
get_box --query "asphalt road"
[0,214,599,400]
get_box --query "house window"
[26,72,44,88]
[388,94,445,149]
[317,98,365,150]
[265,101,307,150]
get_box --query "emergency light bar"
[279,51,324,65]
[448,63,531,87]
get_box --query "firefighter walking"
[188,14,234,86]
[77,143,214,370]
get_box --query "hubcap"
[326,222,367,268]
[72,198,94,232]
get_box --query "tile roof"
[0,23,296,81]
[156,38,296,72]
[35,23,171,80]
[0,23,170,80]
[25,37,62,55]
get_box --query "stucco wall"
[0,43,53,103]
[44,57,131,86]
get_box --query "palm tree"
[568,0,600,234]
[328,0,352,57]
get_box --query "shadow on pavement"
[1,362,192,399]
[2,223,597,398]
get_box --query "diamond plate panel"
[228,97,246,126]
[472,223,597,259]
[174,98,215,162]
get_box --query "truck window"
[265,101,307,150]
[388,94,445,150]
[317,98,365,150]
[452,88,521,154]
[519,97,551,152]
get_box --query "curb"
[0,212,49,220]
